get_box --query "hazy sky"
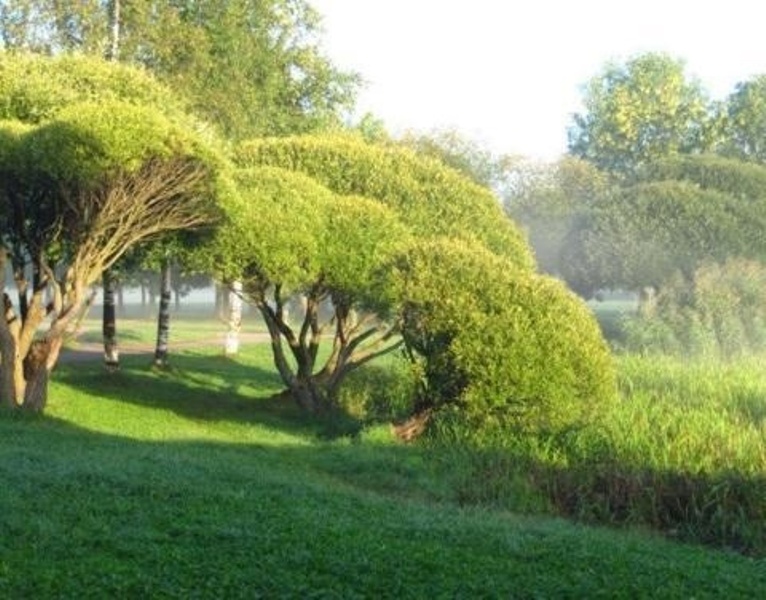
[311,0,766,159]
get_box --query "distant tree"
[569,52,712,176]
[564,154,766,307]
[0,91,225,410]
[718,75,766,163]
[503,156,608,284]
[398,128,512,190]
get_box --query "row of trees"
[0,48,617,437]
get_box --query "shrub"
[391,237,617,434]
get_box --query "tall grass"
[430,353,766,555]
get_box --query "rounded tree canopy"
[0,51,189,124]
[215,166,333,288]
[16,100,200,186]
[235,134,535,271]
[584,180,744,289]
[213,165,410,304]
[391,236,616,432]
[639,153,766,200]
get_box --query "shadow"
[53,349,360,438]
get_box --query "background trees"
[0,0,359,138]
[552,51,766,355]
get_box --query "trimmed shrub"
[235,134,535,271]
[391,237,617,434]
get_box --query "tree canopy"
[568,52,711,176]
[236,134,535,269]
[391,237,616,433]
[0,0,360,138]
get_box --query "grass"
[1,346,766,597]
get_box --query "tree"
[719,75,766,163]
[0,93,225,410]
[569,52,712,176]
[215,134,534,412]
[208,165,408,411]
[503,156,608,284]
[562,154,766,315]
[0,0,360,139]
[398,128,513,190]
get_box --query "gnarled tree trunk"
[253,284,401,414]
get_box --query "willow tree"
[208,166,408,411]
[0,100,225,411]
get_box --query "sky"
[311,0,766,160]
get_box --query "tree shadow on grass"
[52,348,338,435]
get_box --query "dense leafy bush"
[390,237,617,434]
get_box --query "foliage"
[390,237,617,434]
[569,52,712,176]
[236,134,535,270]
[719,74,766,162]
[207,164,408,411]
[0,1,359,138]
[622,259,766,357]
[571,180,743,292]
[0,51,188,124]
[503,155,609,282]
[398,127,511,189]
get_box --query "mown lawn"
[1,347,764,598]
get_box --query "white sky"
[311,0,766,159]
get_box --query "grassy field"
[1,341,765,598]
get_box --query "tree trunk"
[20,338,62,412]
[154,260,172,367]
[102,269,120,371]
[215,282,228,320]
[224,281,243,356]
[0,294,19,408]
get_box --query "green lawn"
[1,347,764,598]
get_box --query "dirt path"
[58,332,271,364]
